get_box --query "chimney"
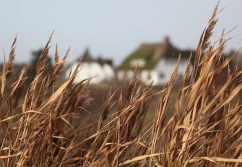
[163,36,171,46]
[84,47,89,55]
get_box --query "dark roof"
[81,48,95,62]
[76,48,113,67]
[119,37,195,70]
[97,57,113,66]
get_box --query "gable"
[119,43,161,70]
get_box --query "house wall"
[117,70,159,85]
[154,59,190,85]
[117,70,134,81]
[140,70,159,85]
[117,59,191,86]
[66,62,115,84]
[102,64,116,81]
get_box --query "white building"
[66,48,115,84]
[117,37,194,86]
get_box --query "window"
[159,73,164,78]
[147,73,152,80]
[178,74,183,80]
[130,59,146,68]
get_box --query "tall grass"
[1,2,242,166]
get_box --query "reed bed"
[1,2,242,166]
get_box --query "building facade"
[66,48,115,84]
[117,37,195,86]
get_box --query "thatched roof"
[119,37,195,70]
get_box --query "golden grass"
[1,1,242,166]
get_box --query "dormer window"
[130,59,146,68]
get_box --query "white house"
[66,48,115,84]
[117,37,194,86]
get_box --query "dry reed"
[1,1,242,166]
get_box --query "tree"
[27,49,52,84]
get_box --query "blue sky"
[0,0,242,65]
